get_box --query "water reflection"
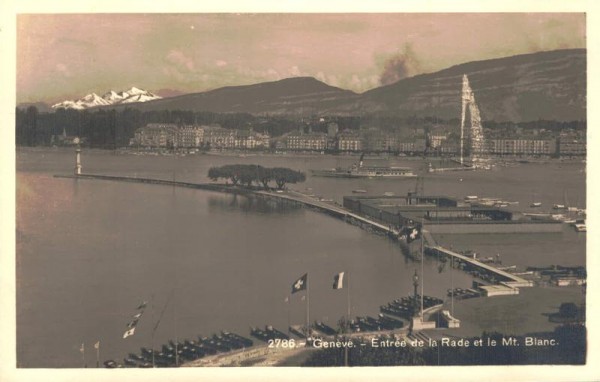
[208,194,303,215]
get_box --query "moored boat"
[312,165,417,178]
[312,154,416,178]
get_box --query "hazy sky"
[17,13,585,103]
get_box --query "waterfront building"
[177,125,204,148]
[397,139,426,154]
[133,123,178,148]
[361,129,388,152]
[327,122,339,138]
[203,126,236,149]
[234,129,271,149]
[558,133,586,157]
[285,133,327,151]
[429,134,448,149]
[132,124,271,150]
[439,142,459,155]
[490,139,556,156]
[337,131,362,152]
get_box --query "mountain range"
[50,87,162,110]
[25,49,585,122]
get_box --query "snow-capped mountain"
[52,87,161,110]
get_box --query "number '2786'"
[267,338,296,348]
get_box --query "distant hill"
[23,49,585,122]
[107,76,359,115]
[355,49,586,122]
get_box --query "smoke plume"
[379,44,421,86]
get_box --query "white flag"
[94,341,100,350]
[123,327,136,339]
[79,343,85,353]
[333,272,345,289]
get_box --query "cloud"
[289,66,301,76]
[165,49,195,71]
[379,43,422,86]
[55,63,71,77]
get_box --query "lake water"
[16,148,585,367]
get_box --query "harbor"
[50,168,583,367]
[10,12,590,371]
[16,147,586,367]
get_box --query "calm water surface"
[16,148,585,367]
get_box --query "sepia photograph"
[3,1,598,381]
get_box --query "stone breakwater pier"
[55,173,398,235]
[56,173,533,290]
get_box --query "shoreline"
[17,145,586,164]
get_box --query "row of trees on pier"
[208,164,306,190]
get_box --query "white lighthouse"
[74,137,82,175]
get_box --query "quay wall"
[426,221,563,234]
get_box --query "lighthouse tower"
[74,137,82,175]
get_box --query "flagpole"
[345,272,350,367]
[347,271,351,320]
[96,342,100,368]
[173,289,178,367]
[420,222,424,322]
[81,343,86,368]
[286,295,291,335]
[306,275,310,340]
[151,294,155,368]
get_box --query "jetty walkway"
[55,173,399,236]
[56,173,531,289]
[425,246,532,287]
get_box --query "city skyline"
[17,13,585,104]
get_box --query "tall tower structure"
[74,137,82,175]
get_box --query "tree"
[208,165,244,186]
[271,167,306,190]
[238,164,262,187]
[256,166,273,189]
[207,165,305,190]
